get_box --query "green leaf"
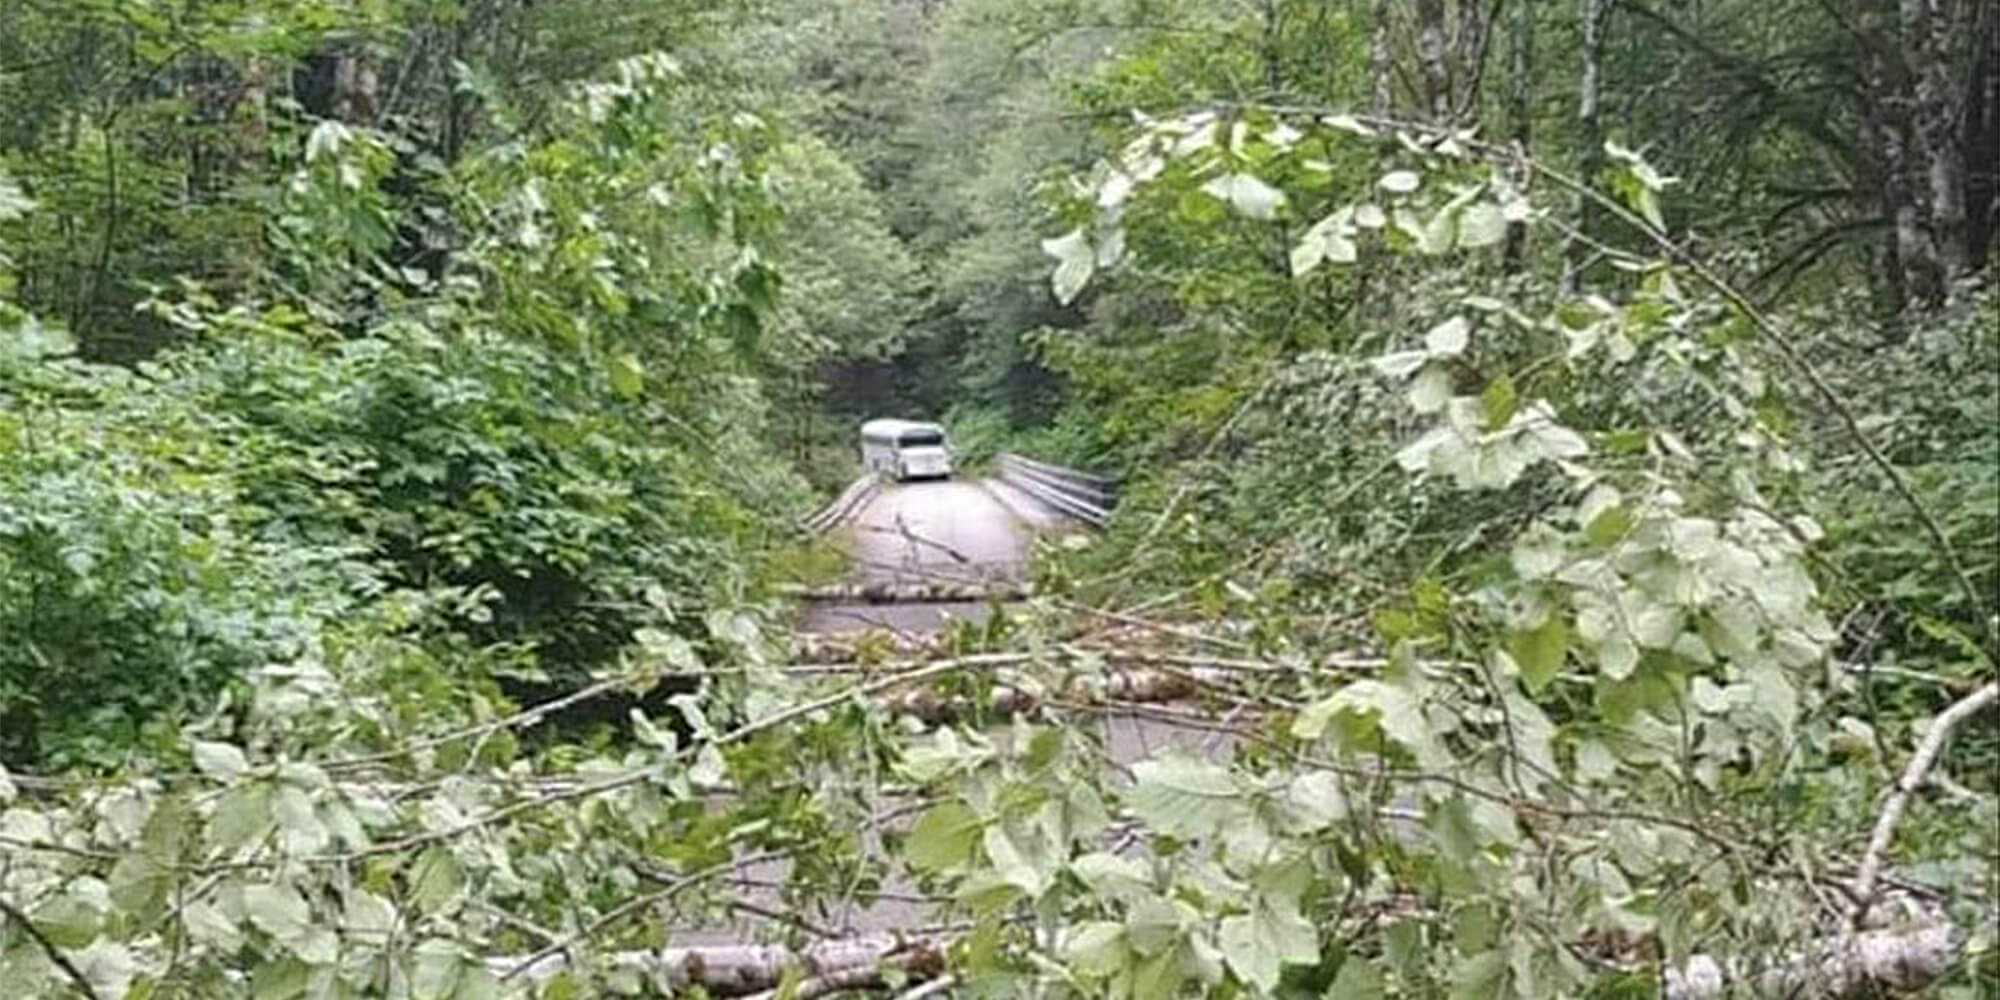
[1481,374,1518,430]
[1220,897,1319,992]
[1125,895,1186,956]
[1326,952,1386,999]
[1293,680,1425,753]
[71,940,137,999]
[1429,795,1483,862]
[1283,771,1347,831]
[1510,616,1570,693]
[1291,234,1327,276]
[1131,944,1186,1000]
[1422,204,1459,254]
[272,785,327,853]
[1128,754,1245,839]
[1200,173,1287,220]
[1599,632,1639,680]
[1458,201,1507,248]
[953,870,1024,915]
[193,740,250,782]
[905,802,982,873]
[244,882,312,945]
[1408,366,1452,413]
[409,847,466,915]
[1073,851,1152,901]
[1378,170,1421,194]
[210,783,273,852]
[343,888,397,944]
[1042,228,1095,305]
[0,174,34,221]
[141,794,192,861]
[1450,949,1508,1000]
[186,899,246,951]
[1372,350,1429,379]
[412,939,468,998]
[1574,739,1618,783]
[109,853,173,923]
[32,894,101,949]
[252,957,311,1000]
[1425,316,1470,355]
[1064,921,1128,977]
[983,821,1056,896]
[607,352,644,397]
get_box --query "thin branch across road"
[800,478,1045,633]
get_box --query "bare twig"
[1848,682,1998,927]
[724,896,841,940]
[501,849,792,981]
[317,655,1017,865]
[895,974,959,999]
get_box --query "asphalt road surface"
[797,478,1055,634]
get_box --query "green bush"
[0,317,378,767]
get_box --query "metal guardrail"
[996,452,1118,527]
[800,473,880,538]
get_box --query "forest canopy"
[1,0,1995,997]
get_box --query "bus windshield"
[898,429,945,447]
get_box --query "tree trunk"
[1903,0,1965,284]
[1568,0,1608,292]
[1964,6,1999,268]
[1416,0,1452,119]
[1854,0,1909,314]
[1369,0,1394,114]
[1452,0,1501,119]
[1665,923,1962,1000]
[1503,0,1534,271]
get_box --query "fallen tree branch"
[895,974,959,999]
[780,581,1032,604]
[499,848,795,982]
[503,934,944,997]
[1663,922,1964,1000]
[1849,681,1999,926]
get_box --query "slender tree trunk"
[1906,0,1967,281]
[1568,0,1608,291]
[1872,0,1943,306]
[1416,0,1452,119]
[1503,0,1534,271]
[1370,0,1394,114]
[1854,0,1909,314]
[1965,6,2000,268]
[1452,0,1501,119]
[335,48,380,122]
[1260,0,1283,94]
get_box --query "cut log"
[501,934,942,996]
[778,581,1032,604]
[1663,922,1964,1000]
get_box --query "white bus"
[860,419,953,481]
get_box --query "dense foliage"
[2,0,1995,998]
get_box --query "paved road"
[674,476,1230,946]
[798,478,1054,634]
